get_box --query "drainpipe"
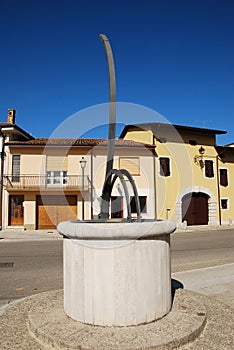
[90,150,94,220]
[216,154,222,225]
[153,136,157,220]
[0,132,5,230]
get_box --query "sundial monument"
[58,34,176,326]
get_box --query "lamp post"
[79,157,87,221]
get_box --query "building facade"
[2,137,156,230]
[1,109,234,230]
[120,122,234,226]
[216,145,234,225]
[0,109,34,229]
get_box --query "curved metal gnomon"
[99,34,116,219]
[99,34,141,221]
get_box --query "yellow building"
[216,145,234,225]
[120,122,233,227]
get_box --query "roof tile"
[6,137,154,148]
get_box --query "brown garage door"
[182,192,208,226]
[37,195,77,229]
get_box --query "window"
[130,196,147,213]
[159,157,170,177]
[46,156,68,186]
[119,157,140,175]
[219,169,228,187]
[204,160,214,178]
[46,171,67,186]
[12,155,20,182]
[221,199,228,210]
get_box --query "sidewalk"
[0,229,62,240]
[172,262,234,310]
[176,223,234,233]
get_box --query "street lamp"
[194,146,206,168]
[79,157,87,221]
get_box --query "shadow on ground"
[172,278,184,302]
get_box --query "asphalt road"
[0,240,63,301]
[0,229,234,302]
[171,229,234,272]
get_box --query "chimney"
[8,109,16,124]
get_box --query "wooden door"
[182,192,208,225]
[9,195,24,226]
[37,195,77,229]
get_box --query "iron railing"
[3,175,89,190]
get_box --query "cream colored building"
[2,136,156,230]
[120,122,234,226]
[0,109,34,230]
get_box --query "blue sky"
[0,0,233,145]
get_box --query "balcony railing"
[3,175,89,191]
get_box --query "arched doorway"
[182,192,209,225]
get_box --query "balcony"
[3,175,89,191]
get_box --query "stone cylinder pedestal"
[58,220,176,326]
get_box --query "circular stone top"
[57,219,176,240]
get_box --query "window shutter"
[46,156,68,171]
[159,157,170,177]
[119,157,140,175]
[205,160,214,178]
[219,169,228,186]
